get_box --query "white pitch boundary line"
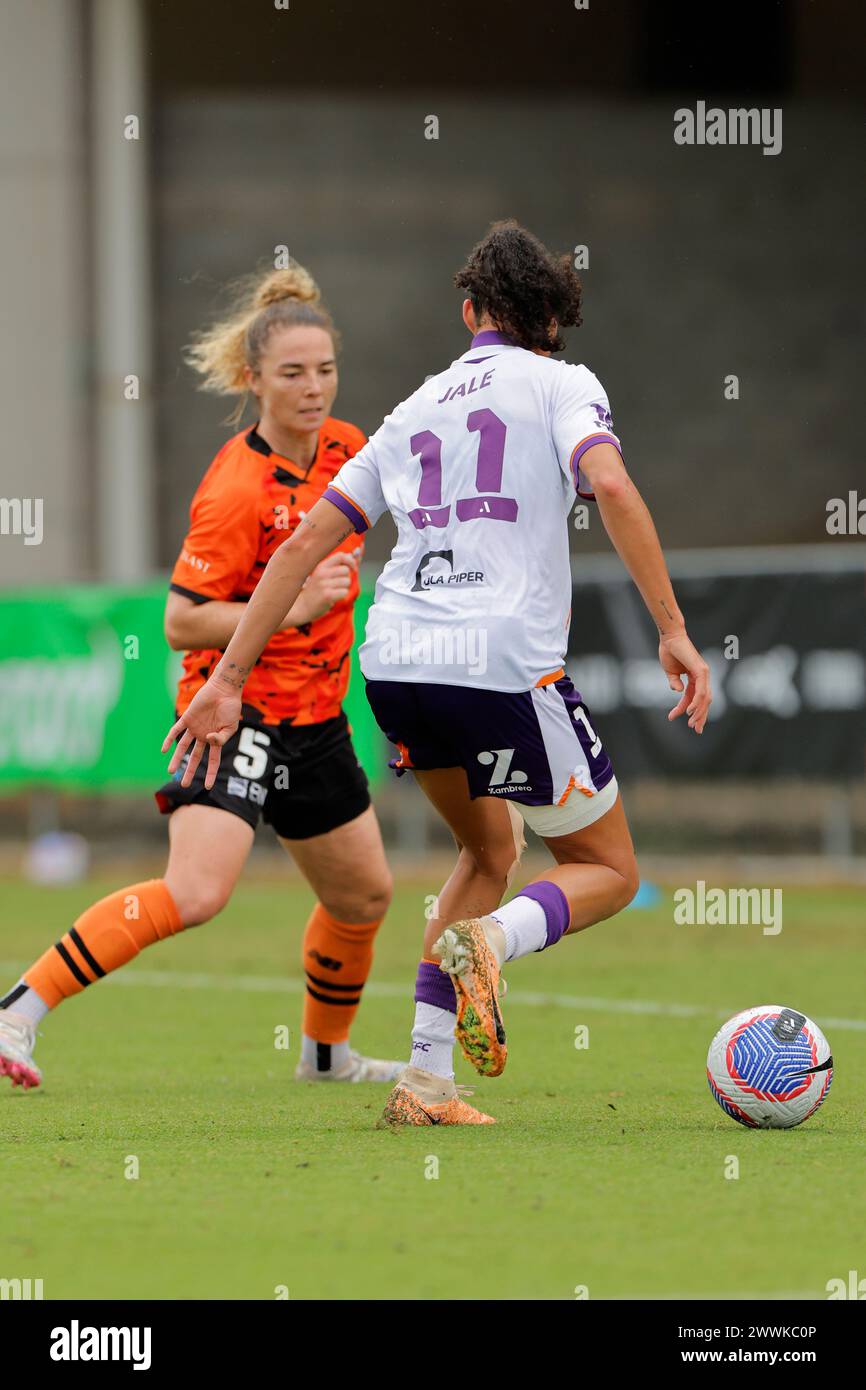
[617,1290,823,1301]
[3,961,865,1032]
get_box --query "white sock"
[0,980,49,1026]
[490,899,548,962]
[301,1036,350,1074]
[410,1002,456,1079]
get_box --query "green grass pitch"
[1,875,863,1300]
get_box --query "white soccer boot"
[294,1049,406,1083]
[0,1012,42,1089]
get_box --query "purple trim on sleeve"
[469,330,520,348]
[569,432,623,501]
[414,959,457,1015]
[515,882,571,948]
[322,485,368,534]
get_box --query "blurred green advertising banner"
[0,583,382,792]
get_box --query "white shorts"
[518,774,620,839]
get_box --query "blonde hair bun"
[254,262,321,310]
[184,259,336,423]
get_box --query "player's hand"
[283,551,357,626]
[659,630,712,734]
[161,674,243,790]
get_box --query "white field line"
[617,1290,823,1301]
[3,961,865,1033]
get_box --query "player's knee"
[463,840,519,889]
[362,872,394,921]
[320,871,393,925]
[169,879,234,928]
[616,862,640,913]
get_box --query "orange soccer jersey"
[170,418,366,726]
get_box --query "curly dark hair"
[454,220,582,352]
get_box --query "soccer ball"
[706,1005,833,1129]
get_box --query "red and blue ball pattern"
[706,1006,832,1129]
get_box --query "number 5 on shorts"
[232,727,271,780]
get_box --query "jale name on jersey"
[437,369,496,404]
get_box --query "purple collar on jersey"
[469,330,520,348]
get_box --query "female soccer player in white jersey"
[163,221,712,1127]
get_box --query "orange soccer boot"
[433,918,507,1077]
[376,1066,495,1127]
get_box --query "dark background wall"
[148,0,865,567]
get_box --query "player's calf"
[0,879,184,1091]
[298,903,404,1081]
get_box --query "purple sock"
[515,882,571,948]
[411,959,458,1077]
[414,959,457,1014]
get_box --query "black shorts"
[155,705,371,840]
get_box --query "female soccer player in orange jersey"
[0,262,401,1089]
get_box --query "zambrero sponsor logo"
[477,748,532,795]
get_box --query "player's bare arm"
[580,441,712,734]
[162,495,353,787]
[210,498,355,673]
[163,551,356,650]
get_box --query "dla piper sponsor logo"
[377,621,487,677]
[50,1320,152,1371]
[674,101,782,156]
[0,1277,43,1299]
[674,881,782,936]
[0,497,43,545]
[411,550,486,592]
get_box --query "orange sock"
[24,879,183,1009]
[301,903,382,1044]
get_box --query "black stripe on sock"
[304,970,366,993]
[68,927,106,978]
[0,982,28,1010]
[55,941,92,989]
[304,984,362,1007]
[316,1042,331,1072]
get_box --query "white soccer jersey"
[324,330,622,691]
